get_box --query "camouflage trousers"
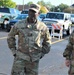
[11,57,39,75]
[68,60,74,75]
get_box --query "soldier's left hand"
[65,59,70,67]
[13,54,16,57]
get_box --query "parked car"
[39,13,46,20]
[21,9,29,14]
[71,14,74,24]
[6,14,42,32]
[43,12,72,35]
[6,14,28,32]
[0,7,21,29]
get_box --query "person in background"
[63,30,74,75]
[7,3,51,75]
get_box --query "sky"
[12,0,74,6]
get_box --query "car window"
[15,9,21,14]
[0,8,10,13]
[39,14,46,19]
[46,13,64,20]
[0,7,20,15]
[15,15,28,20]
[71,14,74,17]
[10,8,15,14]
[21,11,28,14]
[21,10,29,14]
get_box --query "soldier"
[7,3,51,75]
[63,30,74,75]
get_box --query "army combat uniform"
[63,30,74,75]
[7,17,51,75]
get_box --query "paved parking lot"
[0,35,69,75]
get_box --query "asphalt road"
[39,38,69,75]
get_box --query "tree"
[27,1,33,6]
[58,3,69,12]
[37,0,52,11]
[50,5,56,12]
[54,3,69,12]
[0,0,16,8]
[37,0,52,13]
[40,5,48,13]
[37,0,45,6]
[45,1,52,11]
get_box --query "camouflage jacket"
[63,30,74,60]
[7,18,51,61]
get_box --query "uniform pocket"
[16,51,30,61]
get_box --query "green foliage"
[58,3,69,12]
[40,6,47,13]
[37,0,52,13]
[27,1,33,6]
[50,5,56,12]
[0,0,16,8]
[45,1,52,10]
[37,0,52,11]
[37,0,45,6]
[53,3,69,12]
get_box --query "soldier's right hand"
[13,54,16,57]
[65,59,70,67]
[10,48,17,57]
[40,52,45,59]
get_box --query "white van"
[43,12,72,35]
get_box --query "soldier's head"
[28,3,41,23]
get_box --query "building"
[16,5,29,11]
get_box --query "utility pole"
[71,0,72,14]
[23,0,24,10]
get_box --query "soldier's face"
[28,9,38,21]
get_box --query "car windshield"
[0,8,10,13]
[21,10,29,14]
[71,14,74,17]
[39,14,46,19]
[46,13,64,20]
[15,14,28,20]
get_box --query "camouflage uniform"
[63,30,74,75]
[7,17,51,75]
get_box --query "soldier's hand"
[40,52,45,59]
[65,59,70,67]
[13,53,16,57]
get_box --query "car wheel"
[1,24,4,29]
[66,26,72,35]
[6,24,10,32]
[3,20,9,29]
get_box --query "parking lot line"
[0,37,7,40]
[51,39,65,44]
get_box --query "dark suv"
[21,9,29,14]
[0,7,21,29]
